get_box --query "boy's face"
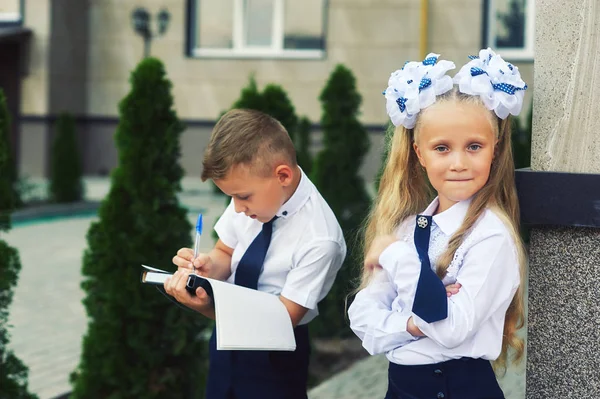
[213,164,291,223]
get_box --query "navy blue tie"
[234,216,277,290]
[411,215,448,323]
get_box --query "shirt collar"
[276,167,311,219]
[421,197,472,236]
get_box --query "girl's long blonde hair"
[362,88,527,370]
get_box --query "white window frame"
[486,0,535,61]
[192,0,325,59]
[0,0,23,24]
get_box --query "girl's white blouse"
[348,198,521,365]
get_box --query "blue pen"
[193,213,203,274]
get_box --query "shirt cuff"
[362,313,419,355]
[280,285,318,309]
[412,313,430,332]
[213,221,237,249]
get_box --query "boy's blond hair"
[201,109,297,181]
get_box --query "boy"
[164,109,346,399]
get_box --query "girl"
[348,48,527,399]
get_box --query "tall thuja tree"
[232,75,265,110]
[70,58,207,399]
[231,78,298,143]
[0,90,14,229]
[49,112,84,203]
[262,84,298,142]
[0,89,37,399]
[0,91,20,208]
[310,65,371,337]
[296,116,312,175]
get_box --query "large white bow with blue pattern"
[454,47,528,119]
[383,53,455,129]
[384,49,528,127]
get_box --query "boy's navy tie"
[411,215,448,323]
[234,216,277,290]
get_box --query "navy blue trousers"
[205,325,310,399]
[384,358,505,399]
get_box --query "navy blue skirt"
[385,358,505,399]
[205,324,310,399]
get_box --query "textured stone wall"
[531,0,600,174]
[527,0,600,397]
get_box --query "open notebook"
[141,265,296,351]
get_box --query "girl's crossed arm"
[349,239,460,355]
[348,267,419,355]
[349,237,421,355]
[410,231,520,348]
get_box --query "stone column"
[525,0,600,397]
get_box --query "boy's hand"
[364,235,399,271]
[172,247,213,276]
[445,283,462,297]
[164,269,214,317]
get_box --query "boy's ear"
[274,164,293,186]
[413,142,426,168]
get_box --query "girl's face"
[413,101,497,214]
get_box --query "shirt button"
[437,393,445,399]
[282,211,288,216]
[433,368,443,376]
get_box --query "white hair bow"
[383,53,455,129]
[453,47,528,119]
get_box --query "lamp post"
[131,7,171,58]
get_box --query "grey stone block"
[526,227,600,398]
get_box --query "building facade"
[2,0,535,180]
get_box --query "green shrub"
[70,58,208,399]
[0,88,37,399]
[296,116,312,175]
[262,84,298,142]
[49,113,84,202]
[310,65,371,338]
[0,90,20,211]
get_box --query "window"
[484,0,535,60]
[189,0,326,59]
[0,0,23,25]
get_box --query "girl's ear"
[413,142,426,168]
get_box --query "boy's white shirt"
[348,197,521,365]
[215,169,346,325]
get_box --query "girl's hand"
[365,235,399,271]
[172,247,213,276]
[407,284,462,337]
[407,316,425,337]
[445,283,462,297]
